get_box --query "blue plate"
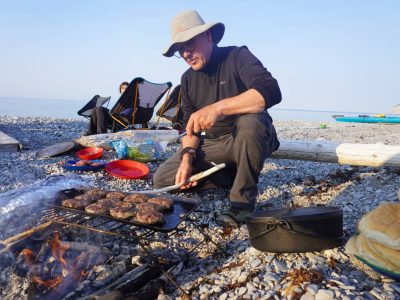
[355,254,400,281]
[61,159,106,172]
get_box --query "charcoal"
[93,261,127,287]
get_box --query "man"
[153,10,281,227]
[87,81,129,135]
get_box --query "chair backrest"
[77,95,111,118]
[110,77,172,128]
[156,84,183,124]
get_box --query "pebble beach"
[0,116,400,300]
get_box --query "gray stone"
[307,284,319,295]
[272,259,288,273]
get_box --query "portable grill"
[0,188,221,298]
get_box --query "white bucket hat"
[163,10,225,57]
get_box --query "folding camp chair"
[77,95,111,118]
[110,77,172,132]
[155,84,184,131]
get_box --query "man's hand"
[186,104,222,137]
[175,156,198,189]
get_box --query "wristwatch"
[180,147,197,161]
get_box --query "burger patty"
[85,188,108,199]
[74,193,100,202]
[106,192,126,200]
[62,198,90,209]
[113,201,135,209]
[124,193,149,204]
[110,206,137,219]
[148,197,173,210]
[85,203,110,214]
[134,210,164,225]
[97,198,120,207]
[136,202,162,212]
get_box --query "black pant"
[153,112,279,210]
[87,107,113,135]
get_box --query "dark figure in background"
[153,10,281,227]
[87,82,129,135]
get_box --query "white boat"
[393,104,400,114]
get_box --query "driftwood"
[271,140,400,167]
[0,221,56,255]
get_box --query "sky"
[1,0,399,113]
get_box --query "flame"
[32,275,63,288]
[21,232,99,292]
[21,248,35,265]
[51,232,69,268]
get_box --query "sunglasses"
[174,35,200,58]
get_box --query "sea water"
[0,96,383,122]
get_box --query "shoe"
[217,208,251,228]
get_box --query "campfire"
[0,187,212,299]
[15,231,110,298]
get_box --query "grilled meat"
[110,206,137,219]
[136,202,162,212]
[61,198,90,209]
[148,197,173,210]
[106,192,126,200]
[123,193,149,204]
[85,203,109,214]
[97,198,120,207]
[85,188,108,199]
[74,193,100,202]
[134,210,164,225]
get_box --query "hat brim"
[163,22,225,57]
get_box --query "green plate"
[355,254,400,281]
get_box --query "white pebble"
[250,258,262,268]
[341,285,355,290]
[219,293,228,300]
[238,287,247,296]
[300,292,315,300]
[238,272,249,283]
[315,289,334,300]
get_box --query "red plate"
[76,147,103,160]
[105,160,149,179]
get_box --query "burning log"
[92,261,127,287]
[14,248,35,277]
[60,241,111,255]
[87,264,151,297]
[1,221,53,246]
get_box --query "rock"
[341,285,356,290]
[219,293,228,300]
[238,287,247,296]
[300,292,315,300]
[211,286,222,293]
[272,259,288,273]
[238,272,249,283]
[315,289,334,300]
[307,284,318,295]
[264,255,275,263]
[246,282,256,293]
[250,258,262,268]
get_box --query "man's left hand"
[186,104,222,136]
